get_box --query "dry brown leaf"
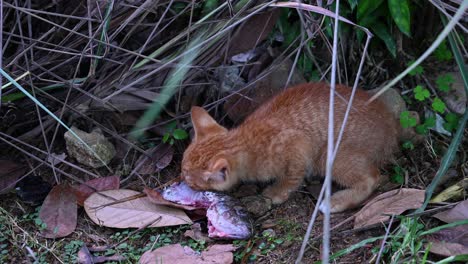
[143,187,198,211]
[39,184,77,238]
[139,243,236,264]
[354,189,425,229]
[73,176,120,206]
[136,144,174,175]
[427,225,468,256]
[433,200,468,224]
[0,160,25,194]
[84,189,192,228]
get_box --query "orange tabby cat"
[181,82,399,213]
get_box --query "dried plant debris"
[139,243,236,264]
[354,189,425,229]
[39,184,77,238]
[73,176,120,206]
[84,189,192,228]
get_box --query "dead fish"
[162,182,252,240]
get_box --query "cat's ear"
[204,158,229,183]
[191,106,227,141]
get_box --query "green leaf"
[388,0,411,37]
[402,141,414,150]
[415,116,435,135]
[357,0,384,22]
[407,60,424,76]
[424,117,436,128]
[400,111,417,128]
[371,22,397,57]
[202,0,219,15]
[443,113,460,132]
[165,121,177,132]
[390,166,404,184]
[413,85,430,101]
[173,129,188,140]
[434,40,453,61]
[162,133,170,143]
[432,98,446,113]
[436,73,455,92]
[347,0,358,10]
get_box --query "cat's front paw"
[262,188,289,205]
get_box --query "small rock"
[64,127,115,168]
[367,87,406,119]
[216,66,246,92]
[240,195,272,217]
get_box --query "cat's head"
[181,106,238,191]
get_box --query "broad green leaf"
[388,0,411,37]
[436,73,455,92]
[415,117,436,135]
[432,98,446,113]
[357,0,384,22]
[443,113,460,132]
[173,129,189,140]
[413,85,430,101]
[372,22,396,57]
[400,111,417,128]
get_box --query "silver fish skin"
[162,182,252,239]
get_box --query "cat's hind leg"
[319,150,380,213]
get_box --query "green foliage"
[233,230,284,262]
[390,165,405,184]
[163,121,189,145]
[431,97,446,113]
[407,60,424,76]
[276,9,320,81]
[356,0,412,56]
[415,117,435,135]
[372,22,397,57]
[443,113,460,132]
[63,240,84,263]
[347,0,358,10]
[436,73,455,92]
[182,239,207,252]
[202,0,219,15]
[387,0,411,36]
[371,217,463,263]
[413,85,430,101]
[105,226,188,262]
[402,141,414,150]
[400,111,417,128]
[434,40,453,61]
